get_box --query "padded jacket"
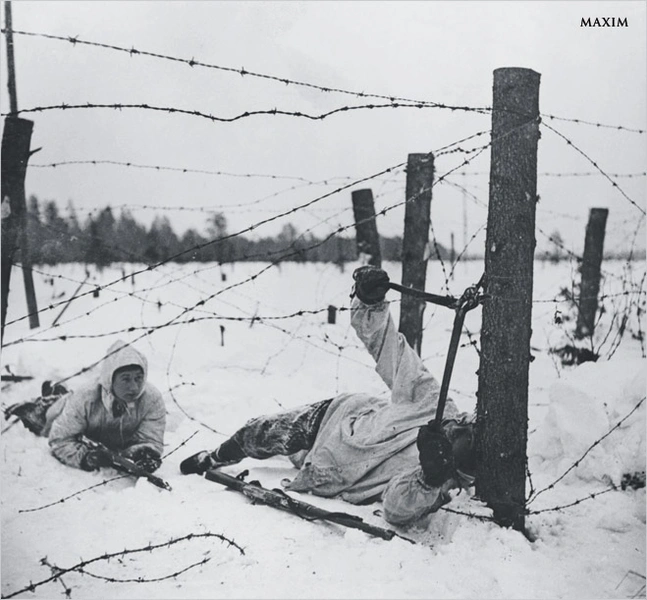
[45,341,166,469]
[285,297,467,525]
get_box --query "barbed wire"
[2,532,245,599]
[14,116,642,392]
[39,557,72,598]
[541,122,646,216]
[541,113,645,134]
[74,557,210,585]
[535,224,646,289]
[538,171,647,178]
[18,475,129,513]
[525,484,618,515]
[2,262,222,346]
[526,395,645,506]
[44,179,401,218]
[5,28,645,134]
[2,100,478,123]
[8,276,640,349]
[455,171,647,177]
[440,177,488,209]
[6,123,498,331]
[20,112,638,383]
[161,430,199,459]
[44,128,500,385]
[6,219,640,362]
[30,160,318,182]
[0,28,492,115]
[29,160,404,212]
[5,159,408,328]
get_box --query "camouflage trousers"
[217,398,333,462]
[4,381,69,436]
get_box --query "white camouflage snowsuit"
[230,296,473,525]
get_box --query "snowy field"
[1,259,645,599]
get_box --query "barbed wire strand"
[18,475,129,513]
[541,121,646,216]
[5,159,408,328]
[4,28,645,133]
[2,532,245,599]
[3,100,477,124]
[5,124,496,331]
[527,396,645,505]
[0,28,493,115]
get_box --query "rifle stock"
[81,436,171,491]
[205,468,396,541]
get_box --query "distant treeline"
[25,196,453,266]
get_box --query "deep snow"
[1,259,645,599]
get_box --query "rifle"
[205,468,401,542]
[81,436,172,491]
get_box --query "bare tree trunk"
[399,153,433,355]
[476,68,540,532]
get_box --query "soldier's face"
[112,368,144,402]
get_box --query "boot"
[4,400,49,436]
[180,450,240,475]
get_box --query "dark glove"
[416,421,455,487]
[128,447,162,473]
[80,449,112,472]
[352,266,390,305]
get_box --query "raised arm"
[350,267,440,404]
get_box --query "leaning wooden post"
[1,116,35,343]
[575,208,609,338]
[399,153,433,355]
[476,68,540,532]
[351,189,381,267]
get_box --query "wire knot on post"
[452,280,488,313]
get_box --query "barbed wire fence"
[1,21,645,596]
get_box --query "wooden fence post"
[399,153,434,355]
[2,3,39,338]
[476,68,541,533]
[351,189,381,267]
[575,208,609,338]
[1,116,35,343]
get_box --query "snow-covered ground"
[1,259,645,599]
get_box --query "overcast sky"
[2,1,646,256]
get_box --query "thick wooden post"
[2,2,39,335]
[351,189,381,267]
[1,117,35,342]
[476,68,540,532]
[399,153,433,355]
[575,208,609,338]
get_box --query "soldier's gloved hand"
[80,449,112,472]
[128,447,162,473]
[416,421,456,487]
[352,266,390,305]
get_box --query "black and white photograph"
[1,1,645,598]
